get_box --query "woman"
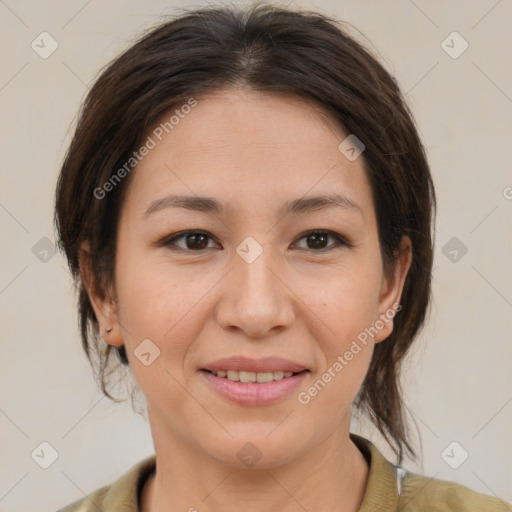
[54,4,511,511]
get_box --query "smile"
[199,369,310,406]
[206,369,298,382]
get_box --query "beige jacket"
[56,433,512,511]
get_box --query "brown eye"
[184,233,209,250]
[306,232,329,249]
[160,229,350,253]
[294,230,350,251]
[161,231,219,251]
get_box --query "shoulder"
[56,485,110,512]
[349,433,511,512]
[400,471,512,511]
[55,455,156,512]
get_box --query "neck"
[141,420,369,512]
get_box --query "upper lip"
[201,356,309,373]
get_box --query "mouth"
[198,367,310,406]
[198,356,311,405]
[201,369,307,383]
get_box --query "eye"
[159,230,220,251]
[158,229,352,253]
[293,230,351,251]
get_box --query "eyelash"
[158,229,353,253]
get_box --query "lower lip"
[199,370,309,406]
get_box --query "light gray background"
[1,1,511,511]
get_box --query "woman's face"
[86,88,410,468]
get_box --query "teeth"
[211,370,296,382]
[257,372,274,383]
[240,371,256,382]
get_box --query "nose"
[215,247,295,338]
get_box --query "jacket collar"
[350,432,400,511]
[101,433,400,511]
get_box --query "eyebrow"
[143,193,362,218]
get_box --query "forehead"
[122,87,375,219]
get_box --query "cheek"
[300,284,378,416]
[116,259,172,333]
[114,260,213,414]
[314,258,383,338]
[114,254,206,372]
[303,255,382,390]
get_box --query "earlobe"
[374,236,412,343]
[79,241,124,347]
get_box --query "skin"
[81,87,412,512]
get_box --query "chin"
[202,430,309,470]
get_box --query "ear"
[79,241,124,347]
[373,236,412,343]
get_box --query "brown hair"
[54,3,435,464]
